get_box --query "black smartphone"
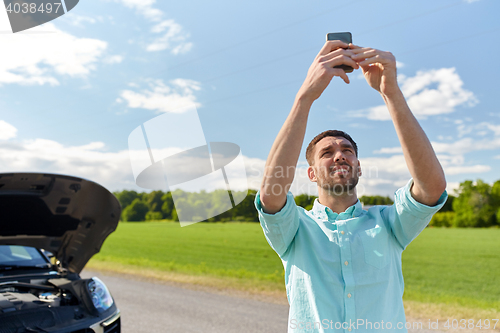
[326,32,353,73]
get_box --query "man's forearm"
[383,89,446,205]
[260,96,312,214]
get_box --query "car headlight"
[87,277,114,313]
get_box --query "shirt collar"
[311,198,364,220]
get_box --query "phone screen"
[326,32,353,73]
[326,32,352,44]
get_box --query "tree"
[294,194,317,211]
[359,195,393,206]
[122,198,149,222]
[145,211,163,221]
[492,181,500,224]
[114,190,140,210]
[439,195,455,212]
[452,179,499,228]
[230,190,258,221]
[429,212,454,227]
[205,189,233,222]
[161,192,176,220]
[146,190,164,213]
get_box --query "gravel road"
[82,270,496,333]
[82,270,288,332]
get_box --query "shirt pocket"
[359,226,389,269]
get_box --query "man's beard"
[316,164,359,196]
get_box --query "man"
[254,39,447,332]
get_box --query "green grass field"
[89,222,500,314]
[402,228,500,310]
[90,222,285,289]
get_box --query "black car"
[0,173,121,333]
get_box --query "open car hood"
[0,173,121,274]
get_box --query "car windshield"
[0,245,50,268]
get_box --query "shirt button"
[347,293,352,298]
[348,328,352,332]
[344,261,348,266]
[341,231,345,235]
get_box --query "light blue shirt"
[255,179,447,333]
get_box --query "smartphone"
[326,32,353,73]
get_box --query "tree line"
[430,179,500,228]
[114,189,393,223]
[113,179,500,228]
[114,189,260,222]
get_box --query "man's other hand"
[297,40,359,104]
[350,45,399,96]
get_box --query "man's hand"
[350,45,446,205]
[297,40,359,104]
[350,45,399,96]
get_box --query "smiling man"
[255,40,448,332]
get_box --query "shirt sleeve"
[254,191,300,257]
[383,179,448,250]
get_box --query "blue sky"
[0,0,498,198]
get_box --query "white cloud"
[357,155,411,194]
[356,152,491,195]
[1,134,483,198]
[146,20,192,54]
[443,165,491,175]
[446,182,460,195]
[241,156,319,195]
[118,78,201,113]
[103,55,124,64]
[437,152,491,176]
[360,68,477,121]
[0,138,137,191]
[0,138,190,192]
[432,137,500,155]
[373,147,402,154]
[403,68,477,116]
[368,118,500,189]
[362,105,388,120]
[151,20,176,33]
[0,121,17,140]
[455,119,473,137]
[372,134,499,181]
[115,0,162,21]
[0,136,249,193]
[483,123,500,136]
[113,0,192,54]
[0,18,108,85]
[63,14,97,27]
[454,120,500,138]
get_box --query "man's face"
[307,136,361,196]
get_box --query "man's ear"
[357,160,362,177]
[307,166,317,182]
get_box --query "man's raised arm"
[350,45,446,206]
[259,41,359,214]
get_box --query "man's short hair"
[305,130,358,166]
